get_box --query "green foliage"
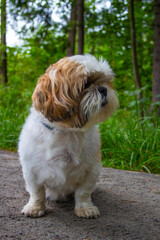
[9,0,53,35]
[85,0,154,107]
[0,0,159,174]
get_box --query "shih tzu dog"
[18,54,119,218]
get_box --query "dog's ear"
[32,73,73,122]
[32,58,86,122]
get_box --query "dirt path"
[0,150,160,240]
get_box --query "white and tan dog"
[18,54,118,218]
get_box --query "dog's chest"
[48,129,94,162]
[40,129,98,188]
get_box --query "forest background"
[0,0,160,174]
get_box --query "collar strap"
[41,122,54,131]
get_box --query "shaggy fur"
[18,54,119,218]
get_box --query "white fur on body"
[19,108,101,218]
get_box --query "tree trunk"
[77,0,84,55]
[129,0,142,100]
[0,0,8,84]
[66,0,77,56]
[151,0,160,116]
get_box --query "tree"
[66,0,77,56]
[151,0,160,116]
[0,0,8,84]
[77,0,84,54]
[129,0,142,101]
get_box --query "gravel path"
[0,150,160,240]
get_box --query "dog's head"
[32,54,119,129]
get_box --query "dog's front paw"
[21,203,45,218]
[75,205,100,218]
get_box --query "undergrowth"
[0,84,160,174]
[99,109,160,174]
[0,84,33,150]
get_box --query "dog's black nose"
[98,87,107,96]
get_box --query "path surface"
[0,150,160,240]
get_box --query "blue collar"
[41,122,54,131]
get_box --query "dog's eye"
[84,81,91,89]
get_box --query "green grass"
[0,84,32,150]
[99,110,160,174]
[0,84,160,174]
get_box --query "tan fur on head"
[32,58,86,123]
[32,55,119,129]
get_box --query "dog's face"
[32,55,119,130]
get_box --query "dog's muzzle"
[98,87,107,107]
